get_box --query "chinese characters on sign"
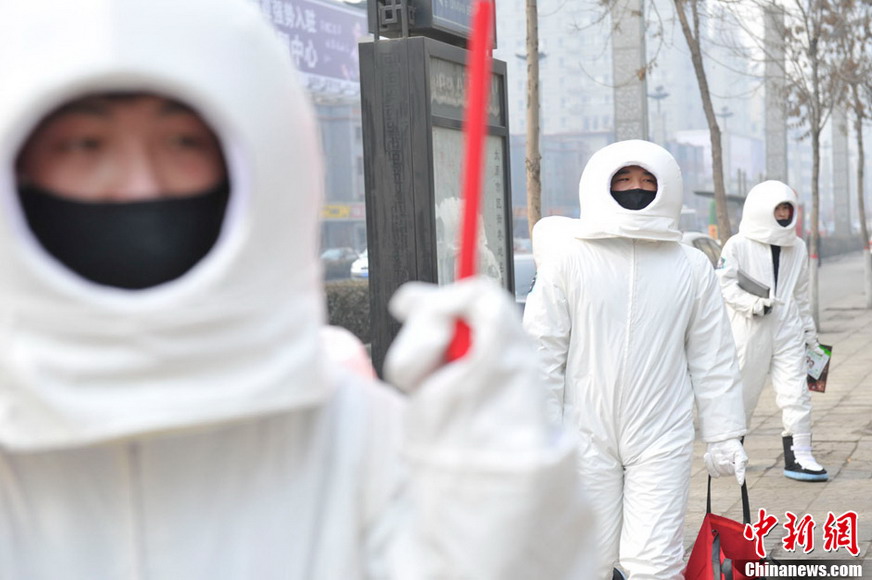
[428,55,508,288]
[254,0,367,96]
[429,57,502,124]
[432,127,507,287]
[743,509,860,558]
[430,0,474,37]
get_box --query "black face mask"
[611,188,656,210]
[777,218,792,227]
[18,183,229,290]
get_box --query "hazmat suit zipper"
[617,240,638,434]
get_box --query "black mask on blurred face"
[18,183,229,289]
[776,205,794,228]
[611,188,656,210]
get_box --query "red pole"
[445,0,494,361]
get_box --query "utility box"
[359,36,513,375]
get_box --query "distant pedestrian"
[717,180,828,482]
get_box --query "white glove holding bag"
[704,438,748,485]
[384,277,551,457]
[807,339,826,357]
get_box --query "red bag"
[683,479,764,579]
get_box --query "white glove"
[752,297,773,316]
[384,278,593,580]
[704,438,748,485]
[384,277,549,455]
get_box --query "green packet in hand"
[806,344,832,393]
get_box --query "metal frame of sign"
[359,35,513,375]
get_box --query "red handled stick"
[445,0,494,361]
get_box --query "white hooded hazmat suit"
[0,1,594,578]
[523,140,746,579]
[716,181,824,476]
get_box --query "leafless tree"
[832,0,872,307]
[671,0,732,245]
[851,82,872,308]
[773,0,849,324]
[525,0,543,239]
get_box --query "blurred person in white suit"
[524,140,747,579]
[0,0,594,578]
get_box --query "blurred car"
[513,237,532,253]
[680,231,721,268]
[320,247,359,280]
[350,250,368,279]
[345,250,536,309]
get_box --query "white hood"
[576,140,683,242]
[738,180,799,247]
[531,216,578,268]
[0,0,330,450]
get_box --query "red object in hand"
[445,0,494,362]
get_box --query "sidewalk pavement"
[684,251,872,574]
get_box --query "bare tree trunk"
[806,11,823,328]
[525,0,542,239]
[809,126,821,327]
[854,102,872,308]
[673,0,731,244]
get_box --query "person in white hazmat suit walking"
[716,180,828,482]
[0,1,595,578]
[523,140,748,579]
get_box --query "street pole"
[716,106,733,197]
[648,85,669,144]
[525,0,541,239]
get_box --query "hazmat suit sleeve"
[685,255,747,443]
[716,237,765,318]
[521,258,572,425]
[793,240,818,345]
[381,278,592,580]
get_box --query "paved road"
[819,252,872,309]
[682,251,872,576]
